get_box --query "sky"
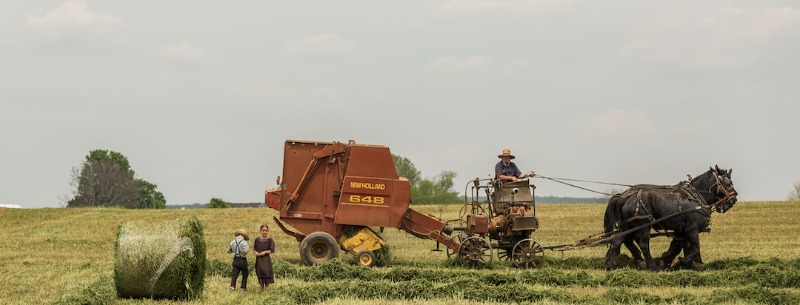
[1,1,798,208]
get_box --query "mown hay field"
[0,201,798,305]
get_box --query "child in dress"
[253,224,275,291]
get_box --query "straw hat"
[498,149,515,159]
[235,229,249,241]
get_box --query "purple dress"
[254,237,275,285]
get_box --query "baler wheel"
[300,232,340,265]
[355,250,377,267]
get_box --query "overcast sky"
[2,1,798,208]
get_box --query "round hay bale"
[114,216,206,300]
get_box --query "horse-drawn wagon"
[446,178,545,268]
[264,139,739,270]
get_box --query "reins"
[533,175,631,196]
[690,171,737,212]
[536,171,734,211]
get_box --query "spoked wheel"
[446,239,458,258]
[458,236,493,265]
[512,239,544,268]
[497,248,512,261]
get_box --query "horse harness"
[693,170,737,211]
[617,182,711,230]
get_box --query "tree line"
[65,150,463,208]
[68,149,798,207]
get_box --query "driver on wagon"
[495,149,535,182]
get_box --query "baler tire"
[300,232,339,266]
[355,250,377,267]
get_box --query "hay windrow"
[52,277,115,305]
[207,256,800,290]
[262,278,800,305]
[114,216,205,300]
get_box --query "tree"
[391,154,461,204]
[207,197,230,208]
[68,150,138,207]
[136,179,166,209]
[413,171,462,204]
[392,154,421,186]
[789,181,800,202]
[67,149,166,208]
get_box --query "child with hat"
[227,229,250,291]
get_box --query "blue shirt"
[495,161,522,179]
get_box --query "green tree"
[86,150,131,169]
[68,149,166,208]
[68,150,138,207]
[392,154,421,186]
[207,197,230,208]
[789,181,800,202]
[136,179,166,209]
[391,154,461,204]
[413,171,461,204]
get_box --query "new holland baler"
[264,140,457,266]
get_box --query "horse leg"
[693,246,704,264]
[604,237,625,271]
[635,230,660,271]
[679,231,702,269]
[660,236,684,268]
[624,239,646,268]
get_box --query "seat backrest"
[492,180,534,211]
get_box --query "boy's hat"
[235,229,250,241]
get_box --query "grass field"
[0,201,798,305]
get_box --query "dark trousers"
[230,257,248,289]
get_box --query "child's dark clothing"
[228,235,249,290]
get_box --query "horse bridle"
[707,170,736,210]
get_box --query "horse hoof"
[670,256,682,269]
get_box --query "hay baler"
[264,140,458,266]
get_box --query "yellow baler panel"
[340,228,385,253]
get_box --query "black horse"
[603,166,738,271]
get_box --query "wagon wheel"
[497,248,512,261]
[512,239,544,268]
[458,236,493,265]
[444,235,460,258]
[445,233,466,258]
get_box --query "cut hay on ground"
[114,216,206,300]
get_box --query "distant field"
[0,201,798,305]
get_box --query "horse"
[603,165,738,271]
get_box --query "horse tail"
[604,194,623,233]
